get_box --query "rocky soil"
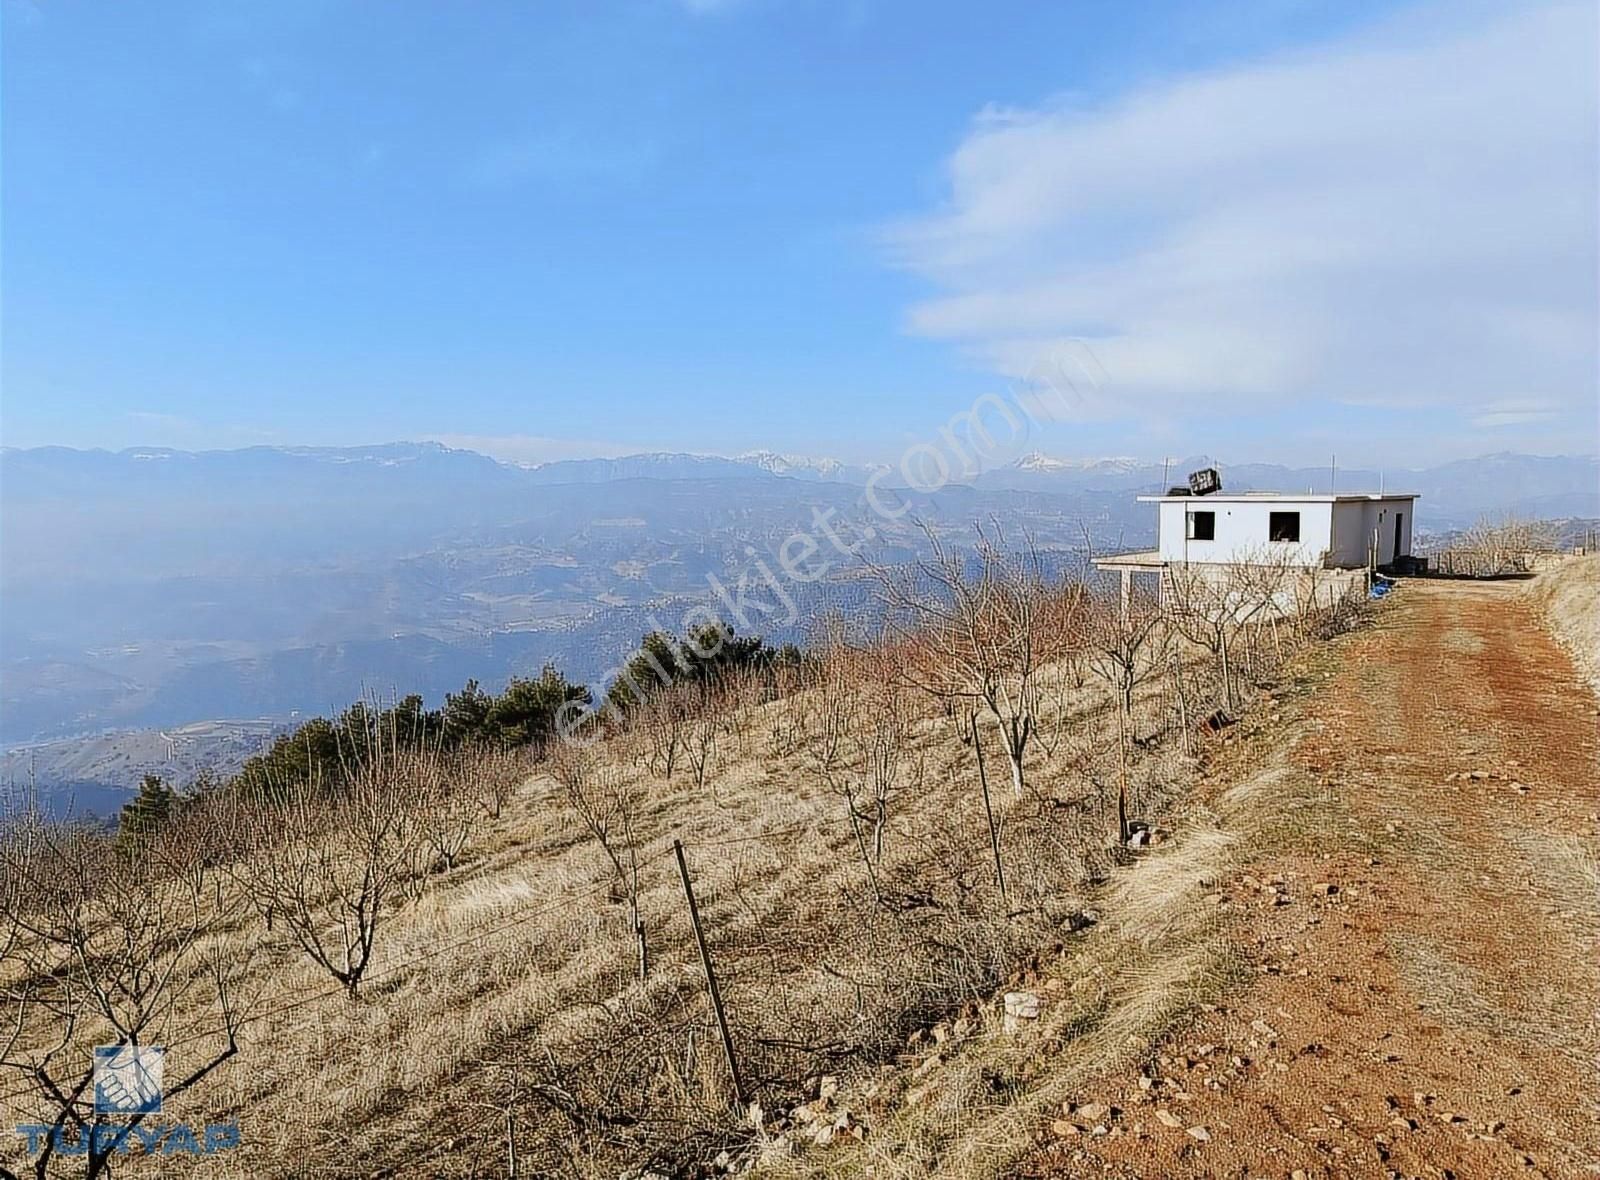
[1015,578,1600,1179]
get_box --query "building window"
[1269,511,1300,542]
[1186,510,1215,541]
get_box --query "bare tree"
[1457,513,1559,576]
[637,682,691,780]
[415,750,477,873]
[548,743,649,980]
[858,680,908,864]
[873,522,1055,797]
[805,645,860,777]
[1086,579,1167,844]
[0,809,252,1179]
[829,651,912,874]
[1231,549,1300,682]
[230,755,423,999]
[1161,562,1245,713]
[1032,582,1093,758]
[678,681,729,795]
[765,657,807,757]
[464,742,526,820]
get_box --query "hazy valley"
[3,443,1596,812]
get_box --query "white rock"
[1004,991,1042,1018]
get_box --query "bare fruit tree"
[0,808,254,1180]
[465,743,526,820]
[856,674,909,864]
[766,656,807,756]
[873,522,1054,798]
[804,646,860,778]
[1032,582,1093,758]
[229,755,424,999]
[1162,561,1245,713]
[637,682,691,780]
[1230,549,1300,681]
[415,750,477,874]
[1457,513,1559,576]
[828,647,912,890]
[548,743,649,979]
[682,683,727,793]
[1086,579,1167,844]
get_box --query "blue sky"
[3,0,1595,466]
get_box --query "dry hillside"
[6,558,1596,1180]
[1528,553,1600,690]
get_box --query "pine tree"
[118,774,176,841]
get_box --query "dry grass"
[1527,553,1600,692]
[0,590,1365,1179]
[1388,931,1585,1056]
[759,736,1331,1180]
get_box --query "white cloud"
[890,2,1598,442]
[1469,397,1562,428]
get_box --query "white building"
[1145,491,1417,568]
[1093,490,1420,602]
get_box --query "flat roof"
[1135,492,1419,503]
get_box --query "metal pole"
[673,839,747,1107]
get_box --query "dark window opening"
[1187,510,1215,541]
[1269,511,1301,543]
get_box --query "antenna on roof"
[1330,453,1336,494]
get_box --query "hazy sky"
[2,0,1595,466]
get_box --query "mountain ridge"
[7,441,1594,499]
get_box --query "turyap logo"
[16,1044,241,1158]
[94,1044,164,1115]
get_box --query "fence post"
[969,712,1007,901]
[673,839,747,1107]
[1170,651,1191,757]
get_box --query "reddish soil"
[1027,579,1600,1179]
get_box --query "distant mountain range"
[1,441,1594,809]
[483,444,1597,511]
[505,445,1597,517]
[8,440,1591,508]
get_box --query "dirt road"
[1029,579,1600,1179]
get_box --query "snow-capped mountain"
[1012,452,1144,474]
[735,449,846,479]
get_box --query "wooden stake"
[969,712,1007,901]
[843,782,882,906]
[1171,651,1191,757]
[673,839,747,1107]
[1115,704,1130,846]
